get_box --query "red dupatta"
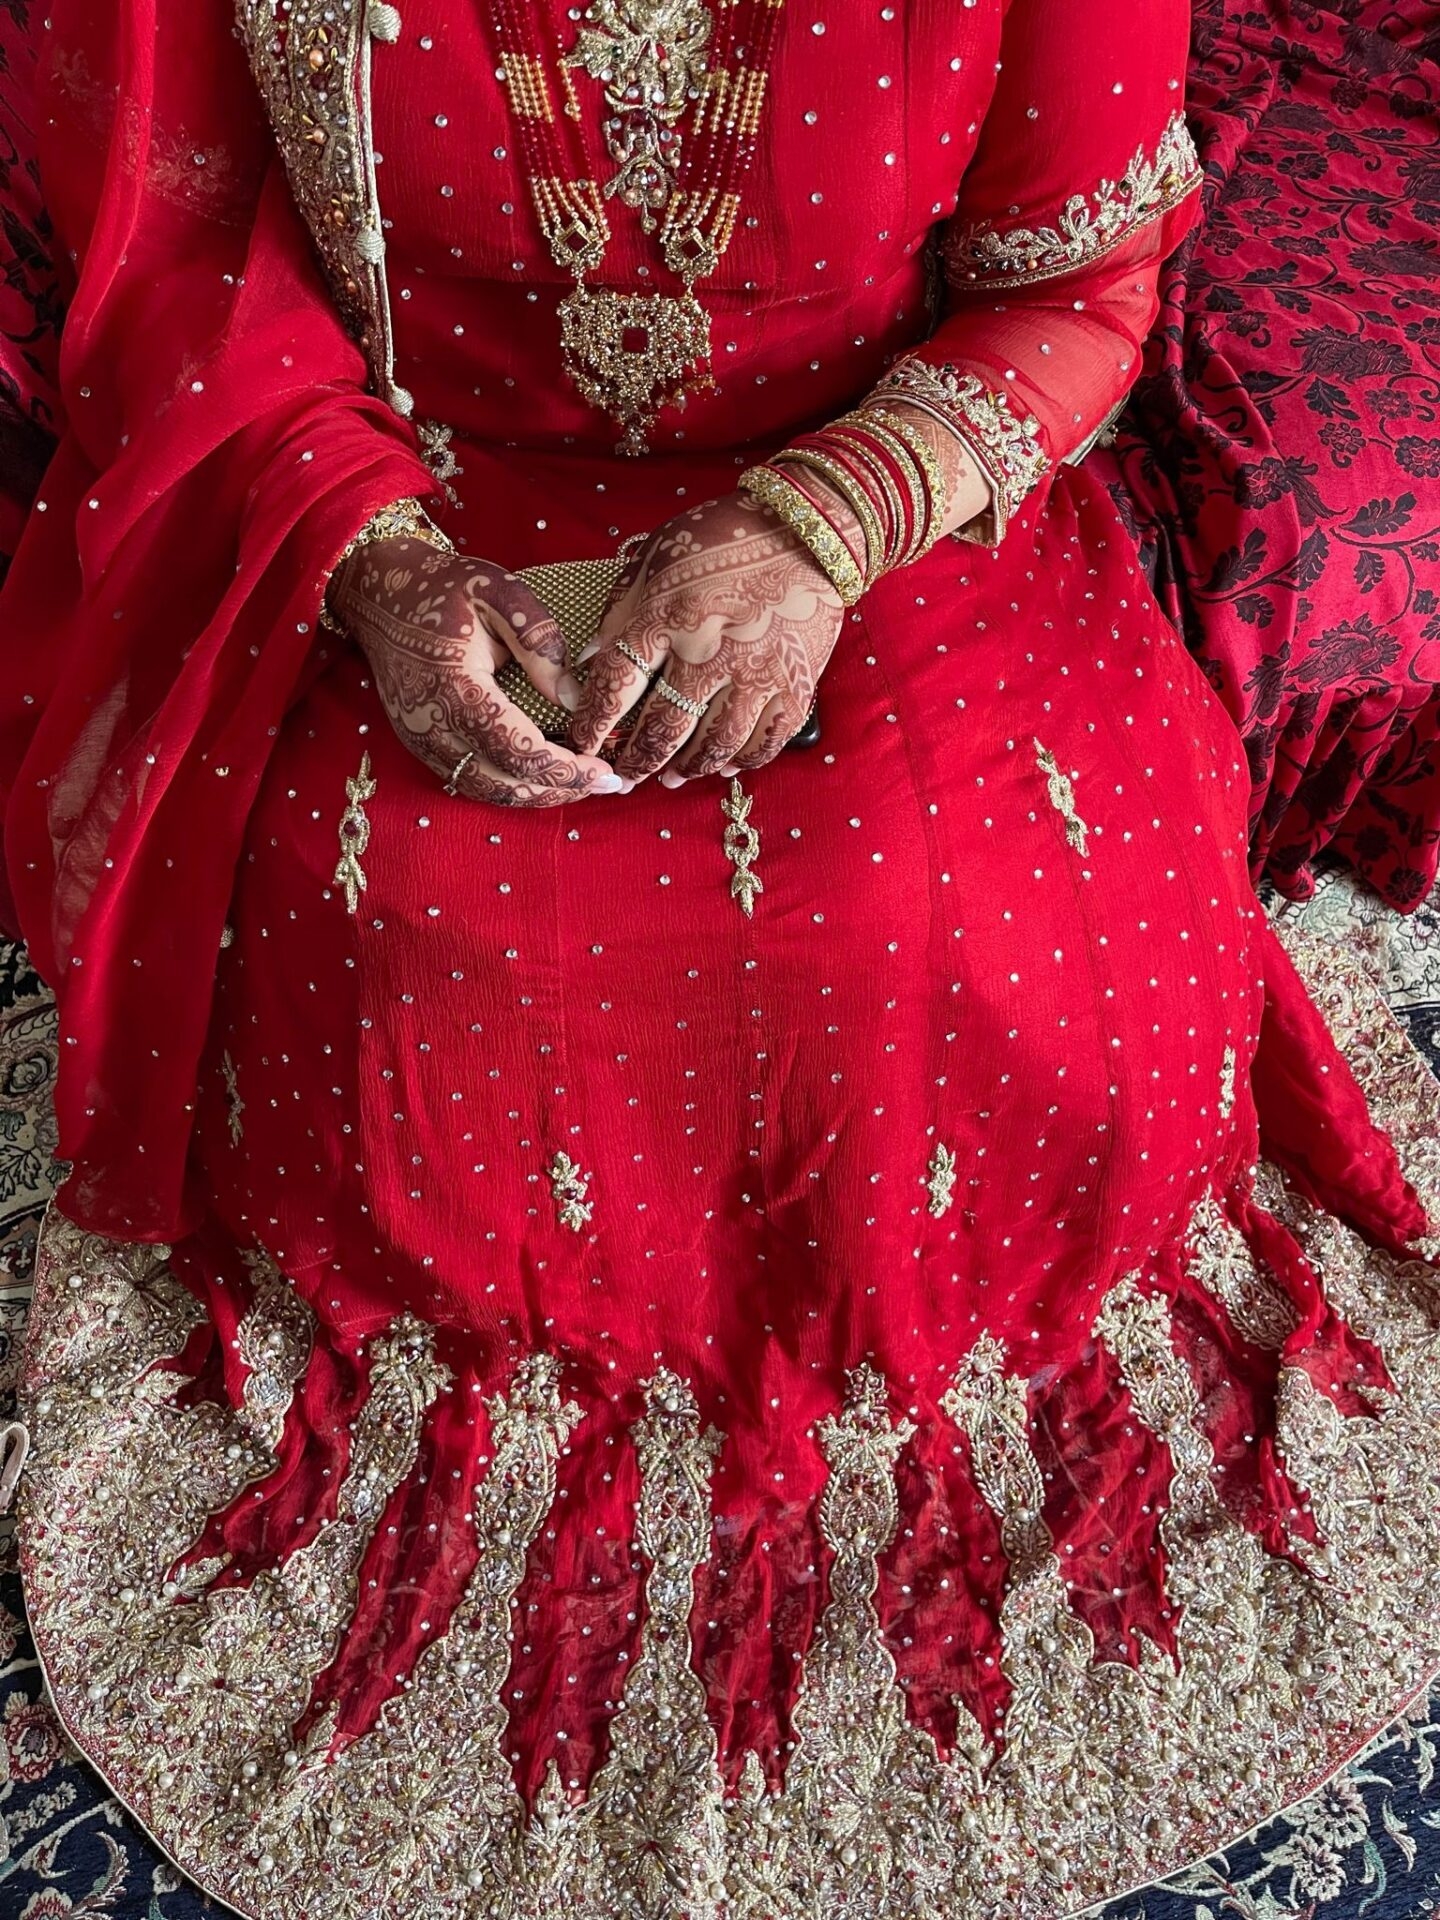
[0,0,436,1239]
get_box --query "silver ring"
[443,748,476,796]
[653,677,708,720]
[614,637,652,674]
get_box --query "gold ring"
[653,678,708,720]
[443,748,476,796]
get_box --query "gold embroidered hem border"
[17,924,1440,1920]
[944,108,1204,291]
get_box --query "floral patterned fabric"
[0,0,59,589]
[1099,0,1440,911]
[0,885,1437,1920]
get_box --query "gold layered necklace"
[490,0,786,455]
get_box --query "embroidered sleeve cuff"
[943,108,1202,293]
[869,358,1049,545]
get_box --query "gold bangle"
[739,465,866,606]
[843,412,933,566]
[775,448,887,589]
[830,414,930,571]
[825,423,911,574]
[863,407,952,562]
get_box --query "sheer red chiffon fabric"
[0,0,436,1236]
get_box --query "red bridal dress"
[4,2,1440,1916]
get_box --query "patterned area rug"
[1,873,1439,1920]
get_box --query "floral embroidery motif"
[17,929,1440,1920]
[872,358,1049,540]
[415,417,460,505]
[1034,739,1090,855]
[333,751,376,916]
[925,1140,957,1217]
[721,777,763,917]
[1218,1043,1238,1119]
[1186,1191,1297,1350]
[547,1149,594,1232]
[221,1050,245,1144]
[944,108,1202,290]
[234,2,411,415]
[235,1249,314,1452]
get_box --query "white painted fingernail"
[659,770,686,788]
[593,772,624,794]
[555,673,580,712]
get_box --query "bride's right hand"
[330,533,625,806]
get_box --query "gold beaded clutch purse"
[501,556,630,741]
[500,552,823,753]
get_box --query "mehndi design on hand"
[331,536,623,806]
[567,492,846,785]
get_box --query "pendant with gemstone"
[559,284,714,456]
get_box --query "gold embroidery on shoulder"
[334,751,377,916]
[721,776,763,917]
[925,1140,957,1217]
[945,108,1202,291]
[1186,1192,1297,1351]
[547,1149,594,1232]
[1034,739,1089,855]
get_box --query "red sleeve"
[0,0,434,1238]
[877,0,1202,543]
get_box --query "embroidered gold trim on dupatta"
[18,926,1440,1920]
[235,1,409,417]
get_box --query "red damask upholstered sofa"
[1096,0,1440,909]
[3,0,1440,910]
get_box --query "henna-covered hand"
[330,536,624,806]
[566,491,847,785]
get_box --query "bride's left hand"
[565,491,847,785]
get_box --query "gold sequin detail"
[547,1149,593,1232]
[234,1,412,415]
[221,1051,245,1145]
[925,1140,957,1217]
[721,776,763,917]
[870,358,1049,541]
[333,752,376,916]
[1218,1042,1238,1119]
[1034,738,1090,855]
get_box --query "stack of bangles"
[738,405,952,606]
